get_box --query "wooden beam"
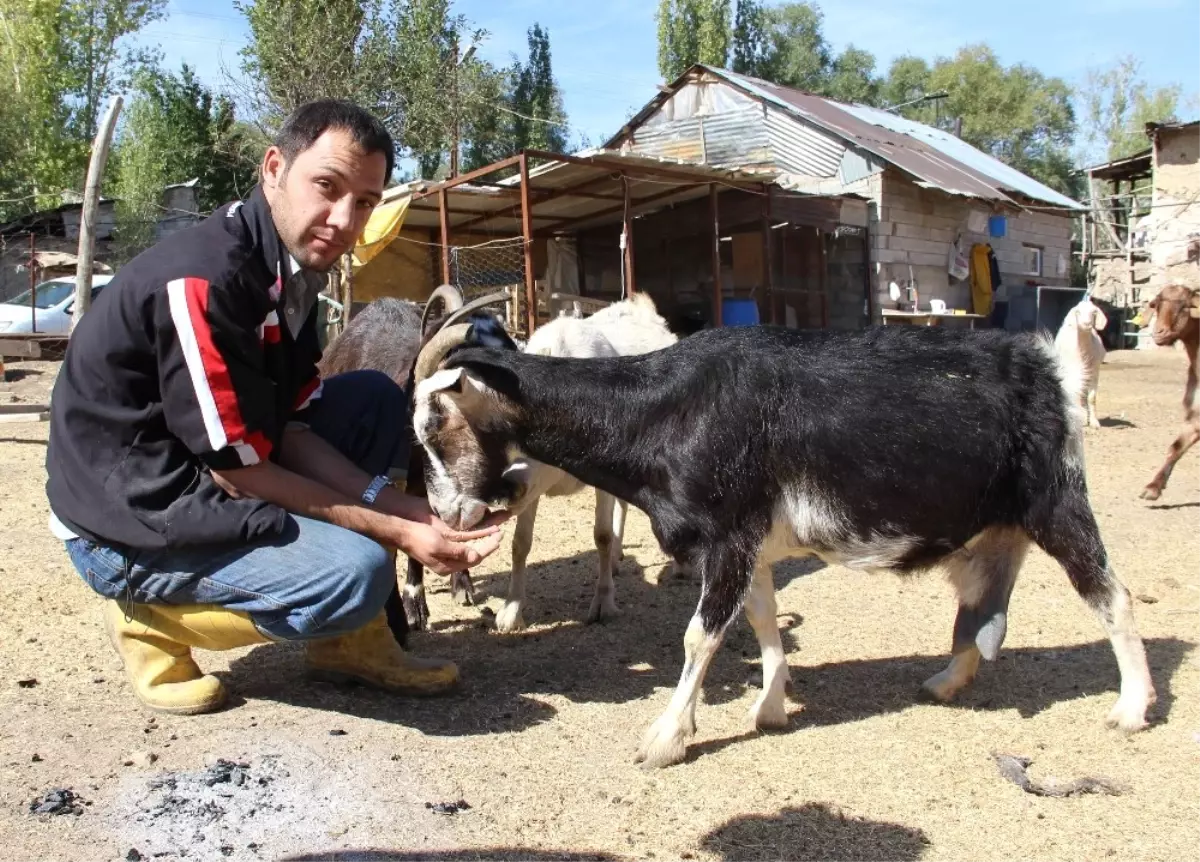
[519,153,537,336]
[622,177,636,294]
[710,184,722,327]
[438,189,451,284]
[411,154,524,201]
[523,148,759,190]
[534,184,692,236]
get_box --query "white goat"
[1055,297,1109,429]
[495,293,678,633]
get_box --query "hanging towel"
[970,243,995,316]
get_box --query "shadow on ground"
[223,546,1191,746]
[278,801,929,861]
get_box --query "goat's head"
[412,313,530,529]
[1146,284,1200,347]
[1065,297,1108,335]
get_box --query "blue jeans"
[63,370,412,641]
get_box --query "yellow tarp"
[351,195,411,268]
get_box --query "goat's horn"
[413,322,472,385]
[421,284,465,336]
[441,290,511,330]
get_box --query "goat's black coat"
[437,320,1113,636]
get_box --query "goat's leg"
[743,562,791,730]
[401,557,430,631]
[611,497,628,565]
[635,541,755,768]
[1141,417,1199,500]
[586,491,620,623]
[1028,484,1155,731]
[1142,353,1199,500]
[923,528,1028,702]
[1086,386,1101,429]
[450,570,477,606]
[497,499,539,633]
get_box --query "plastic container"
[988,215,1007,238]
[721,298,760,326]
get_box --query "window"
[1023,245,1043,277]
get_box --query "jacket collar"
[229,184,290,283]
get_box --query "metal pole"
[709,184,722,327]
[73,95,122,331]
[519,152,538,336]
[29,233,36,333]
[438,188,451,284]
[761,184,774,325]
[622,175,635,295]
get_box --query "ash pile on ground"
[110,753,372,861]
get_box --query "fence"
[448,236,530,336]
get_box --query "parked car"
[0,275,114,335]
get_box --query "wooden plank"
[438,189,451,284]
[0,410,50,424]
[623,177,636,294]
[0,402,51,414]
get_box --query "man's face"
[260,127,387,272]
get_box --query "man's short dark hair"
[275,99,395,182]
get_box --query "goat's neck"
[508,357,662,506]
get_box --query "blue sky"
[142,0,1199,150]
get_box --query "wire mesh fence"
[449,236,529,336]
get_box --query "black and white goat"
[411,318,1157,768]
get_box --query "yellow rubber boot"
[305,611,458,696]
[103,601,270,715]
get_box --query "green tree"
[656,0,731,80]
[1080,55,1182,162]
[826,45,879,104]
[757,1,830,92]
[0,0,164,220]
[731,0,767,77]
[113,64,260,257]
[879,55,931,110]
[919,46,1078,194]
[508,24,568,154]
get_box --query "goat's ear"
[466,314,518,351]
[419,367,465,396]
[1093,306,1109,331]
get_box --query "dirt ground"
[1,346,1197,862]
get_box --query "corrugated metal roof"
[765,106,845,177]
[716,67,1083,210]
[610,65,1085,211]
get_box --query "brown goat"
[1140,284,1200,501]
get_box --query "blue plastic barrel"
[988,215,1007,238]
[722,298,760,326]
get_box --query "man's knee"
[311,540,396,637]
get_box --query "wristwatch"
[361,475,391,506]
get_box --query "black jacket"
[46,186,324,549]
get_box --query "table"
[881,310,989,330]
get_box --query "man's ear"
[261,145,286,191]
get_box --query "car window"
[3,280,76,309]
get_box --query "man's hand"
[393,520,504,576]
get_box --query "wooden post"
[29,233,37,333]
[622,175,636,295]
[73,94,122,330]
[438,188,451,285]
[709,184,722,327]
[761,184,774,325]
[343,252,355,325]
[519,152,537,336]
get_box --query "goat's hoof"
[585,598,620,624]
[1139,486,1162,501]
[402,585,430,631]
[450,571,477,607]
[495,603,526,633]
[1106,691,1154,733]
[634,720,691,768]
[919,672,963,704]
[750,694,789,730]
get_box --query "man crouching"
[45,99,503,714]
